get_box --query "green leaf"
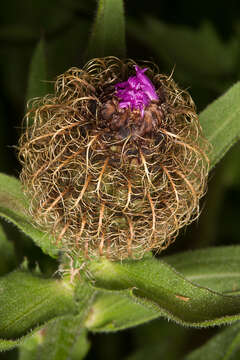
[19,317,90,360]
[87,255,240,329]
[199,82,240,169]
[0,321,59,352]
[0,322,63,352]
[0,173,58,258]
[12,329,53,358]
[18,331,43,360]
[17,280,95,359]
[26,39,51,104]
[71,328,91,360]
[0,223,16,275]
[85,246,240,332]
[86,0,126,60]
[85,290,159,332]
[185,322,240,360]
[0,337,28,352]
[220,142,240,188]
[164,246,240,294]
[0,270,74,340]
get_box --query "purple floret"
[115,65,158,117]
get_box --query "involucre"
[19,57,209,260]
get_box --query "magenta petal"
[134,66,158,101]
[115,65,158,117]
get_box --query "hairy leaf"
[0,337,27,352]
[0,270,75,340]
[86,0,126,60]
[164,246,240,294]
[19,317,90,360]
[85,290,159,331]
[0,320,61,352]
[0,173,58,257]
[85,246,240,332]
[17,281,95,359]
[199,82,240,169]
[87,255,240,329]
[18,331,43,360]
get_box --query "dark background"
[0,1,240,359]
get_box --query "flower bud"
[19,57,209,260]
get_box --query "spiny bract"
[19,57,209,260]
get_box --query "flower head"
[115,65,158,117]
[19,57,209,261]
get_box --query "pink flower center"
[115,66,158,117]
